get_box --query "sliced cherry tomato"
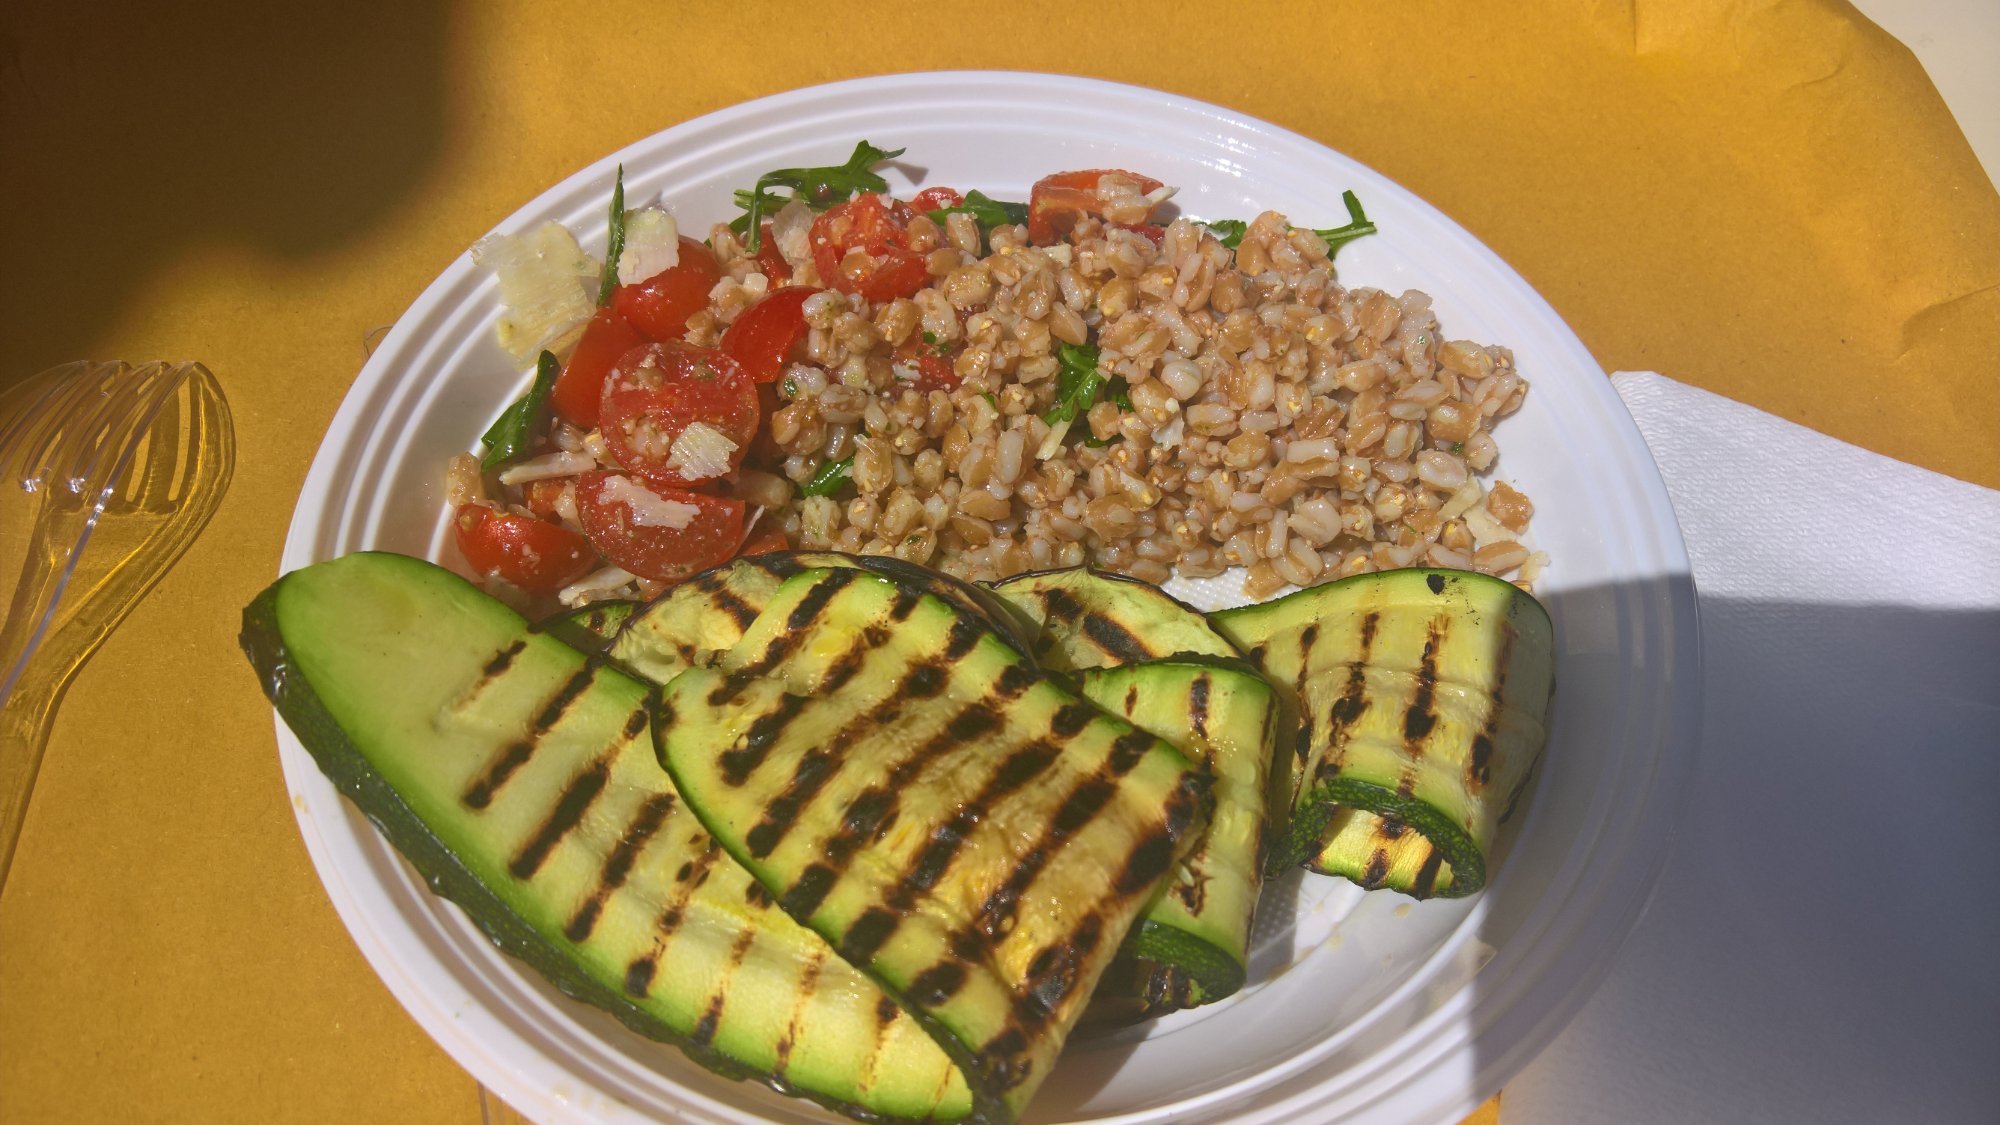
[1027,169,1166,246]
[809,194,931,303]
[612,237,722,342]
[550,307,645,427]
[573,471,744,582]
[738,526,791,556]
[452,503,596,595]
[720,286,817,385]
[520,479,569,521]
[752,222,792,284]
[894,336,960,393]
[910,186,963,212]
[599,342,760,486]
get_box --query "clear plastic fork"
[0,361,234,896]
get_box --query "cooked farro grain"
[462,170,1541,604]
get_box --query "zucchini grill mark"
[663,569,1207,1114]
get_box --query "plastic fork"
[0,361,234,896]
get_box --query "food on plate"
[263,142,1562,1123]
[1213,567,1555,897]
[240,552,974,1120]
[659,566,1209,1120]
[988,565,1243,671]
[1073,660,1277,1021]
[456,144,1541,611]
[244,544,1554,1121]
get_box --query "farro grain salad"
[448,142,1542,608]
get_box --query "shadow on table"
[0,0,449,383]
[1487,595,2000,1123]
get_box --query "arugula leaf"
[1198,190,1378,256]
[1313,190,1378,255]
[732,141,906,252]
[926,189,1029,231]
[797,454,853,498]
[596,164,625,306]
[1202,219,1248,249]
[1041,343,1103,427]
[480,350,561,472]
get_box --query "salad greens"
[595,164,626,306]
[1201,189,1377,255]
[797,454,853,498]
[732,141,905,252]
[480,350,560,472]
[926,190,1030,251]
[1041,342,1130,449]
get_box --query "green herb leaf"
[733,141,905,252]
[1105,376,1133,412]
[1042,343,1104,427]
[596,165,626,306]
[797,455,853,497]
[926,189,1030,231]
[1199,191,1377,257]
[1202,219,1248,249]
[980,392,998,408]
[480,350,561,472]
[1310,190,1378,256]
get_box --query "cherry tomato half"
[550,307,646,428]
[1027,169,1166,246]
[894,336,960,393]
[752,222,791,284]
[573,471,744,582]
[738,526,791,556]
[453,504,596,595]
[599,341,760,486]
[809,194,930,303]
[720,286,817,385]
[909,186,963,212]
[612,237,722,342]
[519,479,569,522]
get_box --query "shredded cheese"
[495,450,596,485]
[599,474,699,529]
[617,208,681,285]
[471,222,598,365]
[662,421,738,482]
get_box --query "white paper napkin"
[1503,372,2000,1123]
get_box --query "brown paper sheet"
[1,1,1991,1121]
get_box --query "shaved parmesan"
[616,208,681,285]
[662,421,738,482]
[558,564,638,608]
[769,200,815,267]
[496,450,596,485]
[472,222,598,365]
[599,474,700,529]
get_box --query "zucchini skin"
[1213,567,1554,898]
[240,559,754,1090]
[242,554,971,1122]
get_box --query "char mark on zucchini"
[564,790,678,942]
[509,755,613,880]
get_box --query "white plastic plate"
[277,71,1701,1125]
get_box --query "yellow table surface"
[2,0,1994,1121]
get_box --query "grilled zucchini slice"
[1212,568,1553,897]
[241,553,971,1121]
[659,567,1209,1122]
[989,567,1242,672]
[534,598,635,655]
[1077,660,1277,1019]
[611,551,1037,686]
